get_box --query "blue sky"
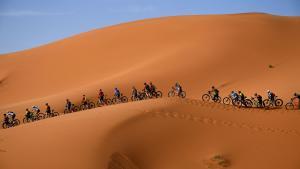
[0,0,299,54]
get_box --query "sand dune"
[1,13,300,169]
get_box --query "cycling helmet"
[294,93,297,96]
[254,93,258,96]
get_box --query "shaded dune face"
[0,13,300,116]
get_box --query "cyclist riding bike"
[66,99,72,112]
[293,93,300,109]
[45,103,51,116]
[7,111,16,122]
[238,91,246,104]
[132,86,138,99]
[267,90,276,103]
[149,82,157,94]
[211,86,219,101]
[175,82,183,94]
[230,91,238,101]
[25,108,34,119]
[143,83,151,95]
[82,95,88,107]
[254,93,263,107]
[114,88,121,99]
[98,89,105,103]
[3,114,9,125]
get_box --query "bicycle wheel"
[105,99,112,105]
[214,96,222,103]
[202,94,211,102]
[275,99,283,107]
[223,97,231,105]
[179,91,186,98]
[245,99,253,108]
[168,91,175,97]
[14,119,20,126]
[64,109,69,114]
[121,96,128,103]
[131,96,137,101]
[37,113,45,120]
[2,123,7,129]
[23,117,29,123]
[80,104,86,110]
[89,102,96,109]
[285,102,294,110]
[263,99,271,107]
[232,99,241,107]
[112,98,117,104]
[53,112,59,117]
[156,91,163,98]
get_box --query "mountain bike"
[80,100,96,110]
[263,96,283,108]
[97,95,112,107]
[112,94,128,104]
[285,97,299,110]
[64,104,79,114]
[168,87,186,98]
[202,91,221,103]
[2,118,20,129]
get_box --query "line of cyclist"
[2,83,299,128]
[207,86,300,108]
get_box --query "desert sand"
[0,13,300,169]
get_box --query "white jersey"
[32,106,40,112]
[7,112,15,116]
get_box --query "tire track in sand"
[146,110,300,137]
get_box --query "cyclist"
[98,89,105,104]
[254,93,263,107]
[230,91,238,101]
[66,99,72,112]
[175,82,183,95]
[267,90,276,103]
[132,86,138,99]
[114,88,121,99]
[238,91,246,105]
[211,86,219,101]
[7,111,16,122]
[45,103,51,116]
[149,82,157,95]
[3,114,9,125]
[25,108,33,120]
[82,95,88,108]
[143,83,151,95]
[293,93,300,109]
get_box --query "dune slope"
[0,13,300,114]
